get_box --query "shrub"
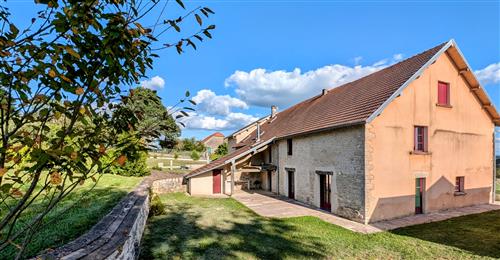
[174,152,179,160]
[151,165,162,171]
[149,194,166,217]
[190,150,200,161]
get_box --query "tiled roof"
[201,132,224,143]
[186,40,499,179]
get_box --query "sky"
[4,0,500,151]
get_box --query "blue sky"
[5,1,500,148]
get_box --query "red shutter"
[438,82,449,105]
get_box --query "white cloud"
[141,76,165,90]
[393,53,404,61]
[353,56,363,65]
[192,89,248,116]
[225,62,387,108]
[181,112,258,131]
[475,63,500,85]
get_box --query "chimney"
[271,105,277,118]
[322,89,328,96]
[256,123,261,142]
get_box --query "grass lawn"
[140,193,500,259]
[0,174,142,259]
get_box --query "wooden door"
[320,175,331,211]
[267,171,272,191]
[415,178,425,214]
[288,171,295,199]
[213,170,221,194]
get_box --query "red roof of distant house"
[201,132,224,143]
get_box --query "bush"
[174,152,179,160]
[149,194,166,217]
[107,151,150,177]
[151,165,162,171]
[190,150,200,161]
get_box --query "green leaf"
[188,99,197,105]
[206,25,216,30]
[194,35,203,42]
[195,14,202,26]
[204,7,215,14]
[175,0,185,9]
[203,30,212,39]
[185,90,190,97]
[186,39,196,50]
[9,24,19,36]
[65,46,81,59]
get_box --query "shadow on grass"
[0,187,129,259]
[391,210,500,258]
[140,202,324,259]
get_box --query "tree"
[210,142,228,160]
[0,0,214,258]
[119,87,181,149]
[181,137,205,152]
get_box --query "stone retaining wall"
[38,173,185,260]
[151,177,185,194]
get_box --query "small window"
[287,139,293,155]
[268,146,272,163]
[455,177,464,193]
[414,126,428,152]
[437,81,450,106]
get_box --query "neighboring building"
[201,132,225,154]
[183,40,500,224]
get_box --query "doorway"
[212,170,221,194]
[267,171,272,192]
[415,178,425,214]
[320,174,331,211]
[288,171,295,199]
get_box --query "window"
[414,126,428,152]
[437,81,450,106]
[268,146,272,163]
[287,139,293,155]
[455,177,465,193]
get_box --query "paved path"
[233,191,379,233]
[233,190,500,234]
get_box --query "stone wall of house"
[276,125,366,223]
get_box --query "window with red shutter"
[455,177,464,193]
[414,126,428,152]
[437,82,450,106]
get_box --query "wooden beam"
[230,161,235,196]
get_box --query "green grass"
[0,174,142,258]
[140,193,500,259]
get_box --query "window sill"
[410,151,431,155]
[454,191,466,196]
[436,103,453,108]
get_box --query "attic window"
[437,81,450,106]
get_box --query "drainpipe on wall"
[231,160,236,196]
[493,132,497,203]
[276,140,279,196]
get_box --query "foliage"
[0,0,215,257]
[180,137,205,152]
[148,194,166,217]
[173,152,179,160]
[190,150,200,161]
[141,193,500,259]
[118,87,180,149]
[210,142,228,160]
[0,174,141,259]
[101,132,150,177]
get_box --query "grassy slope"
[141,193,500,260]
[0,174,142,258]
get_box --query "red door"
[213,170,221,194]
[320,175,331,211]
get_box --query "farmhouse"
[183,40,499,224]
[201,132,225,154]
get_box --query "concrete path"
[233,191,380,233]
[233,190,500,234]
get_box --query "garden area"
[0,174,142,259]
[140,193,500,259]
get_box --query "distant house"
[201,132,225,154]
[184,40,500,224]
